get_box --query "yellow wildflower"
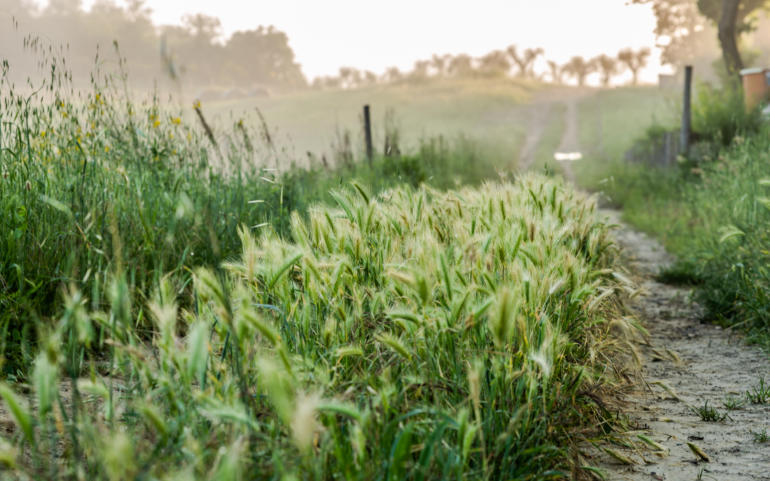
[172,117,181,125]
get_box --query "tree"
[410,60,431,81]
[562,56,594,86]
[447,54,474,77]
[338,67,363,88]
[617,47,651,85]
[636,0,769,77]
[594,54,619,87]
[430,54,451,76]
[383,66,403,83]
[478,50,511,77]
[507,46,543,78]
[363,71,378,86]
[182,13,222,43]
[547,60,563,84]
[696,0,769,76]
[224,27,306,88]
[631,0,713,70]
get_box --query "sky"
[45,0,663,82]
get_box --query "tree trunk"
[718,0,744,78]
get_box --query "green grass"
[592,125,770,349]
[207,77,541,169]
[0,42,639,480]
[0,55,504,375]
[690,401,730,422]
[574,87,678,191]
[0,174,634,479]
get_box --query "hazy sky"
[49,0,663,81]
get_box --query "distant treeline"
[0,0,306,93]
[313,47,653,89]
[0,0,655,98]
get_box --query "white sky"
[42,0,664,81]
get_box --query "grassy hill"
[205,78,543,169]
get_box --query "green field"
[207,78,542,169]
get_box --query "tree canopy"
[0,0,307,92]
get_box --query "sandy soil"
[596,210,770,481]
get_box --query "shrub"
[692,83,762,148]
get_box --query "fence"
[624,130,680,167]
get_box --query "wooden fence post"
[363,105,373,163]
[681,65,693,156]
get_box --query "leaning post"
[680,65,693,157]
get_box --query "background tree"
[0,1,307,91]
[430,54,451,76]
[410,60,431,81]
[223,26,306,88]
[636,0,769,78]
[617,47,651,85]
[448,54,475,77]
[594,54,619,86]
[383,66,403,83]
[507,46,543,78]
[631,0,715,72]
[696,0,769,76]
[562,56,594,86]
[478,50,511,77]
[547,60,563,84]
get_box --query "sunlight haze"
[36,0,663,82]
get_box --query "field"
[206,78,541,169]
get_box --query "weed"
[690,401,730,422]
[746,377,770,405]
[751,429,769,443]
[722,396,745,410]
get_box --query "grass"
[575,81,770,348]
[722,396,745,411]
[0,39,638,480]
[752,429,769,443]
[690,401,730,422]
[574,86,678,193]
[208,77,541,170]
[0,174,634,479]
[594,128,770,348]
[746,377,770,405]
[0,47,505,375]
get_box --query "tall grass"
[597,123,770,349]
[0,174,634,479]
[0,42,499,373]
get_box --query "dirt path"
[537,98,770,480]
[517,103,552,170]
[518,87,592,171]
[555,97,580,183]
[595,212,770,481]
